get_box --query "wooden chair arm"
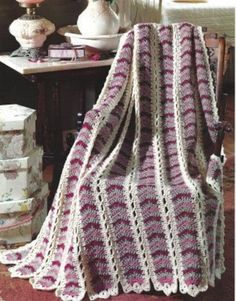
[214,121,232,159]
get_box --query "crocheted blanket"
[0,23,225,301]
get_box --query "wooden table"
[0,55,113,199]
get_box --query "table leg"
[31,76,52,163]
[48,80,64,207]
[32,78,45,146]
[31,76,64,208]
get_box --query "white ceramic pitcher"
[77,0,120,36]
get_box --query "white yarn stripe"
[215,203,226,277]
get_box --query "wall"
[131,0,161,24]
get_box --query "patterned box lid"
[0,104,36,131]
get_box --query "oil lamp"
[9,0,55,59]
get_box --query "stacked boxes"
[0,104,48,245]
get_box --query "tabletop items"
[8,0,235,60]
[9,0,131,61]
[0,104,48,246]
[49,18,128,61]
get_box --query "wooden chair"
[204,33,232,158]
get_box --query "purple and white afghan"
[0,23,225,301]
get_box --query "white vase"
[77,0,120,36]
